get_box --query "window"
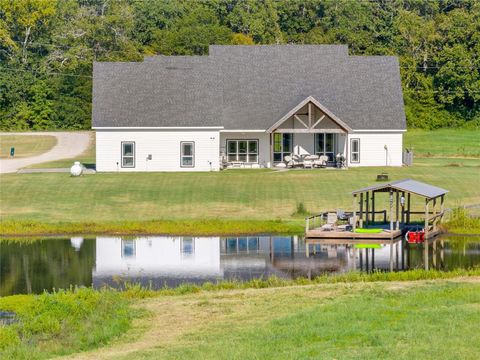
[350,138,360,163]
[181,142,194,167]
[181,237,195,257]
[273,133,293,163]
[315,133,336,161]
[121,142,135,168]
[226,140,258,163]
[121,239,136,258]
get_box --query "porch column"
[270,132,274,168]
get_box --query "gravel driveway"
[0,132,92,174]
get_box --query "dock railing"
[306,209,392,232]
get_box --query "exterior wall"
[96,129,220,172]
[219,131,271,167]
[347,132,403,167]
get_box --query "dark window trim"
[180,141,195,168]
[272,133,293,163]
[121,141,135,168]
[225,139,259,163]
[350,138,360,163]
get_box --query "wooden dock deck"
[305,229,402,240]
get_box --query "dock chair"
[336,209,349,221]
[321,212,338,231]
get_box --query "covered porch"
[267,96,352,169]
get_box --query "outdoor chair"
[336,209,349,221]
[314,155,329,168]
[292,154,303,167]
[303,158,313,168]
[321,212,338,231]
[284,155,294,168]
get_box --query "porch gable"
[267,96,352,134]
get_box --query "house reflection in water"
[94,236,391,289]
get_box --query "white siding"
[347,132,403,167]
[220,132,271,167]
[96,130,220,172]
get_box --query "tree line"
[0,0,479,130]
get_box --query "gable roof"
[352,179,449,199]
[267,96,353,133]
[93,45,406,130]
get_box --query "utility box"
[10,147,14,157]
[403,149,413,166]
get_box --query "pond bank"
[1,275,480,359]
[0,219,304,237]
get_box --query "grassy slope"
[26,133,95,169]
[59,278,480,360]
[0,161,479,224]
[404,128,480,158]
[0,135,57,159]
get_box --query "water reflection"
[1,235,479,296]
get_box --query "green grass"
[26,133,95,169]
[0,287,136,360]
[0,135,57,159]
[443,207,480,234]
[404,128,480,158]
[0,219,303,237]
[0,159,478,226]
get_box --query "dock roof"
[351,179,449,199]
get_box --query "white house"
[92,45,406,172]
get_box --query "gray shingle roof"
[92,45,406,130]
[352,179,449,199]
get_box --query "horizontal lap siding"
[96,130,220,172]
[347,132,403,167]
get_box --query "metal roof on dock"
[351,179,449,199]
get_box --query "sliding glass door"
[315,133,336,161]
[273,133,293,163]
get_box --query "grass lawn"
[9,277,477,360]
[0,135,57,159]
[0,159,479,225]
[26,133,95,169]
[404,128,480,158]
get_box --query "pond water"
[1,235,479,296]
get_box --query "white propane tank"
[70,161,83,176]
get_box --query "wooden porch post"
[270,132,274,168]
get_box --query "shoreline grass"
[0,219,305,237]
[2,272,480,359]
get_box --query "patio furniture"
[292,154,303,167]
[284,155,294,168]
[321,212,338,231]
[336,209,349,221]
[303,158,314,169]
[314,155,329,168]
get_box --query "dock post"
[365,191,370,226]
[395,191,400,230]
[424,199,429,270]
[359,193,364,228]
[389,190,394,271]
[407,193,411,224]
[352,194,357,232]
[372,192,375,224]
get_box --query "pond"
[1,235,479,296]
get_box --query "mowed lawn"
[63,280,480,360]
[404,128,480,158]
[0,160,479,222]
[0,135,57,159]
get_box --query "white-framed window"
[181,237,195,257]
[226,140,258,163]
[121,141,135,168]
[180,142,194,167]
[273,133,293,163]
[121,239,136,258]
[350,138,360,163]
[315,133,336,161]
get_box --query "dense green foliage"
[1,0,479,130]
[0,287,134,359]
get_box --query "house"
[92,45,406,172]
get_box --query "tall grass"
[0,287,136,359]
[443,207,480,234]
[120,268,480,299]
